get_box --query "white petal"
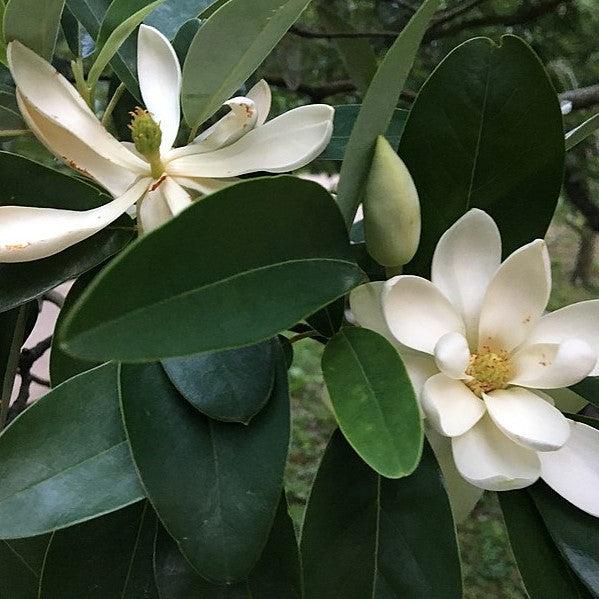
[478,240,551,352]
[162,177,192,216]
[401,352,438,397]
[382,275,465,354]
[138,25,181,153]
[167,105,334,177]
[422,373,486,437]
[0,178,150,262]
[426,426,484,523]
[7,41,146,172]
[434,331,471,379]
[247,79,271,126]
[452,415,541,491]
[511,340,596,389]
[18,93,139,197]
[349,282,395,342]
[173,176,238,196]
[432,209,501,346]
[540,420,599,517]
[525,300,599,376]
[484,387,570,452]
[138,186,172,234]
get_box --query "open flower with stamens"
[0,25,334,262]
[351,209,599,518]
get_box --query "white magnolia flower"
[0,25,334,263]
[351,208,599,518]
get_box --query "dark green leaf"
[172,17,202,65]
[0,363,144,538]
[0,535,50,598]
[119,347,290,582]
[499,490,586,599]
[3,0,65,60]
[197,0,228,18]
[322,328,422,478]
[154,496,302,598]
[145,0,212,39]
[39,502,158,598]
[61,176,365,362]
[0,104,26,134]
[320,105,408,161]
[65,0,110,39]
[571,377,599,409]
[162,339,276,423]
[305,297,345,338]
[181,0,312,131]
[61,5,80,56]
[336,0,441,227]
[0,152,134,313]
[301,431,461,598]
[400,35,565,277]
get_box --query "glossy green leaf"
[566,113,599,150]
[65,0,110,38]
[61,176,365,362]
[39,502,158,598]
[3,0,65,60]
[336,0,441,228]
[301,431,462,598]
[0,152,135,314]
[50,269,103,387]
[322,328,422,478]
[571,377,599,409]
[154,496,302,598]
[321,105,408,161]
[61,5,79,56]
[0,0,7,66]
[171,17,201,64]
[119,347,290,583]
[499,490,586,599]
[162,339,276,423]
[306,297,345,338]
[197,0,227,18]
[0,104,26,135]
[0,535,51,599]
[530,415,599,597]
[181,0,311,131]
[400,35,565,276]
[145,0,212,39]
[0,363,144,539]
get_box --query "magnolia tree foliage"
[0,0,598,597]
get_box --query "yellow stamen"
[465,350,513,397]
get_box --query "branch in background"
[560,84,599,111]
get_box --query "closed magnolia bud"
[363,136,421,267]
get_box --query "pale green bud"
[363,136,421,267]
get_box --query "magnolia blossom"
[0,25,334,262]
[351,209,599,518]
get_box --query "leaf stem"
[289,330,319,344]
[102,82,127,128]
[71,58,94,109]
[0,129,30,138]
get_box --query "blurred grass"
[284,204,598,598]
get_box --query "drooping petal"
[167,105,334,177]
[525,300,599,375]
[173,176,238,196]
[432,209,501,345]
[162,177,192,216]
[478,240,551,353]
[426,426,484,523]
[247,79,271,126]
[511,340,596,389]
[434,331,471,379]
[401,352,438,398]
[18,93,139,197]
[138,25,182,153]
[7,41,146,172]
[0,178,150,262]
[137,186,171,234]
[349,282,395,342]
[484,387,570,452]
[539,419,599,517]
[452,415,541,491]
[382,275,465,354]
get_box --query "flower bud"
[363,136,421,267]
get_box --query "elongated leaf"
[499,490,586,599]
[182,0,311,130]
[145,0,212,39]
[301,431,461,598]
[0,535,51,599]
[120,347,290,582]
[571,377,599,409]
[566,113,599,150]
[61,176,365,362]
[0,104,26,135]
[39,502,158,598]
[197,0,227,18]
[162,339,276,423]
[400,35,565,276]
[336,0,440,228]
[172,17,202,64]
[0,0,7,66]
[0,363,144,539]
[306,297,345,338]
[61,5,79,55]
[322,328,422,478]
[3,0,65,60]
[0,152,134,313]
[154,496,302,598]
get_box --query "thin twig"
[289,330,320,344]
[102,82,127,128]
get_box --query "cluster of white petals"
[0,25,334,263]
[351,209,599,518]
